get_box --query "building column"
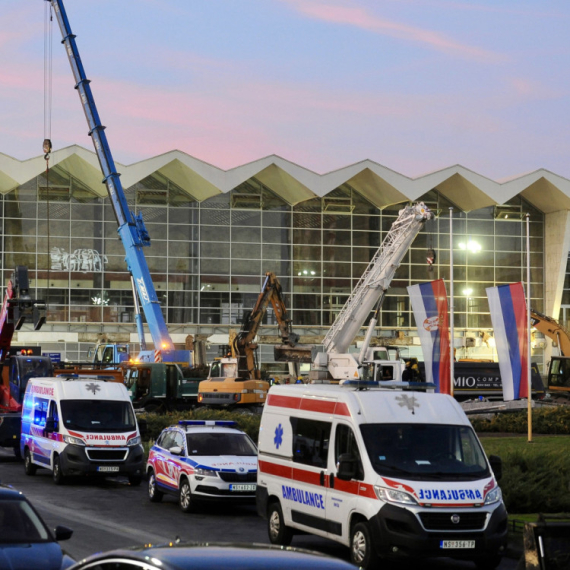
[543,210,570,362]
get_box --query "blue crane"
[48,0,188,363]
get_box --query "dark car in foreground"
[67,542,357,570]
[0,484,74,570]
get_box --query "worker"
[402,361,414,382]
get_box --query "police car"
[147,420,258,512]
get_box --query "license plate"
[230,484,256,492]
[440,540,475,549]
[97,466,120,472]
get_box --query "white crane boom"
[323,202,433,355]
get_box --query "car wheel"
[350,521,379,570]
[52,455,65,485]
[128,475,142,487]
[475,554,502,569]
[148,470,163,503]
[179,478,195,513]
[24,449,37,476]
[13,446,21,460]
[268,502,293,546]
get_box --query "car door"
[282,416,331,539]
[326,422,365,542]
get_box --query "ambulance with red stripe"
[256,382,508,570]
[20,377,144,486]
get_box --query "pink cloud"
[279,0,506,63]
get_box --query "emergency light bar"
[178,420,237,427]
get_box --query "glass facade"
[1,168,544,338]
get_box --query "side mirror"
[169,446,183,456]
[489,455,502,481]
[44,418,56,434]
[138,418,148,440]
[337,453,357,481]
[54,525,73,541]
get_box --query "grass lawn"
[478,434,570,456]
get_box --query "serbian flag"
[486,283,529,401]
[407,279,451,394]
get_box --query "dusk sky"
[1,1,569,180]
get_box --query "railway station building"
[1,145,570,374]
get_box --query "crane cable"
[43,2,53,299]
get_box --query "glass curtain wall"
[0,170,544,333]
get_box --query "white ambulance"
[20,376,144,486]
[256,382,508,570]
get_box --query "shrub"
[471,406,570,434]
[138,407,261,443]
[494,450,570,513]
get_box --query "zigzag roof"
[1,145,569,213]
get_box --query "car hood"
[0,542,63,570]
[190,456,257,471]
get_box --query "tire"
[128,475,142,487]
[148,470,163,503]
[475,554,502,570]
[267,502,293,546]
[24,449,37,476]
[13,446,21,460]
[52,455,65,485]
[350,521,379,570]
[179,478,195,513]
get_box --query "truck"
[417,360,545,401]
[309,203,434,383]
[530,308,570,397]
[198,272,302,410]
[0,267,49,456]
[48,0,192,367]
[123,362,207,413]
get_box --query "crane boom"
[324,203,433,355]
[530,308,570,356]
[49,0,173,352]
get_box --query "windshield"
[0,499,51,543]
[61,400,136,432]
[186,432,257,456]
[360,423,489,481]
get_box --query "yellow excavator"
[197,272,307,410]
[530,308,570,396]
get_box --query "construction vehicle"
[530,308,570,397]
[198,272,302,409]
[416,360,545,401]
[48,0,192,367]
[0,267,48,455]
[309,203,434,383]
[124,362,208,412]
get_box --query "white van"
[20,377,144,486]
[256,382,508,570]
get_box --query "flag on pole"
[486,283,529,401]
[407,279,451,394]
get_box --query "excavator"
[530,309,570,396]
[197,272,306,410]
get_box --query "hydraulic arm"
[49,0,173,352]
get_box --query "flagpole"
[449,207,455,396]
[526,213,532,443]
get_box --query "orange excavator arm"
[530,309,570,357]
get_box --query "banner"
[486,283,529,401]
[407,279,451,394]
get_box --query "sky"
[1,0,569,180]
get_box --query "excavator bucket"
[273,344,313,364]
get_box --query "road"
[0,450,520,569]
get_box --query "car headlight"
[62,435,85,446]
[194,468,218,477]
[127,436,141,447]
[374,486,418,505]
[484,485,502,505]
